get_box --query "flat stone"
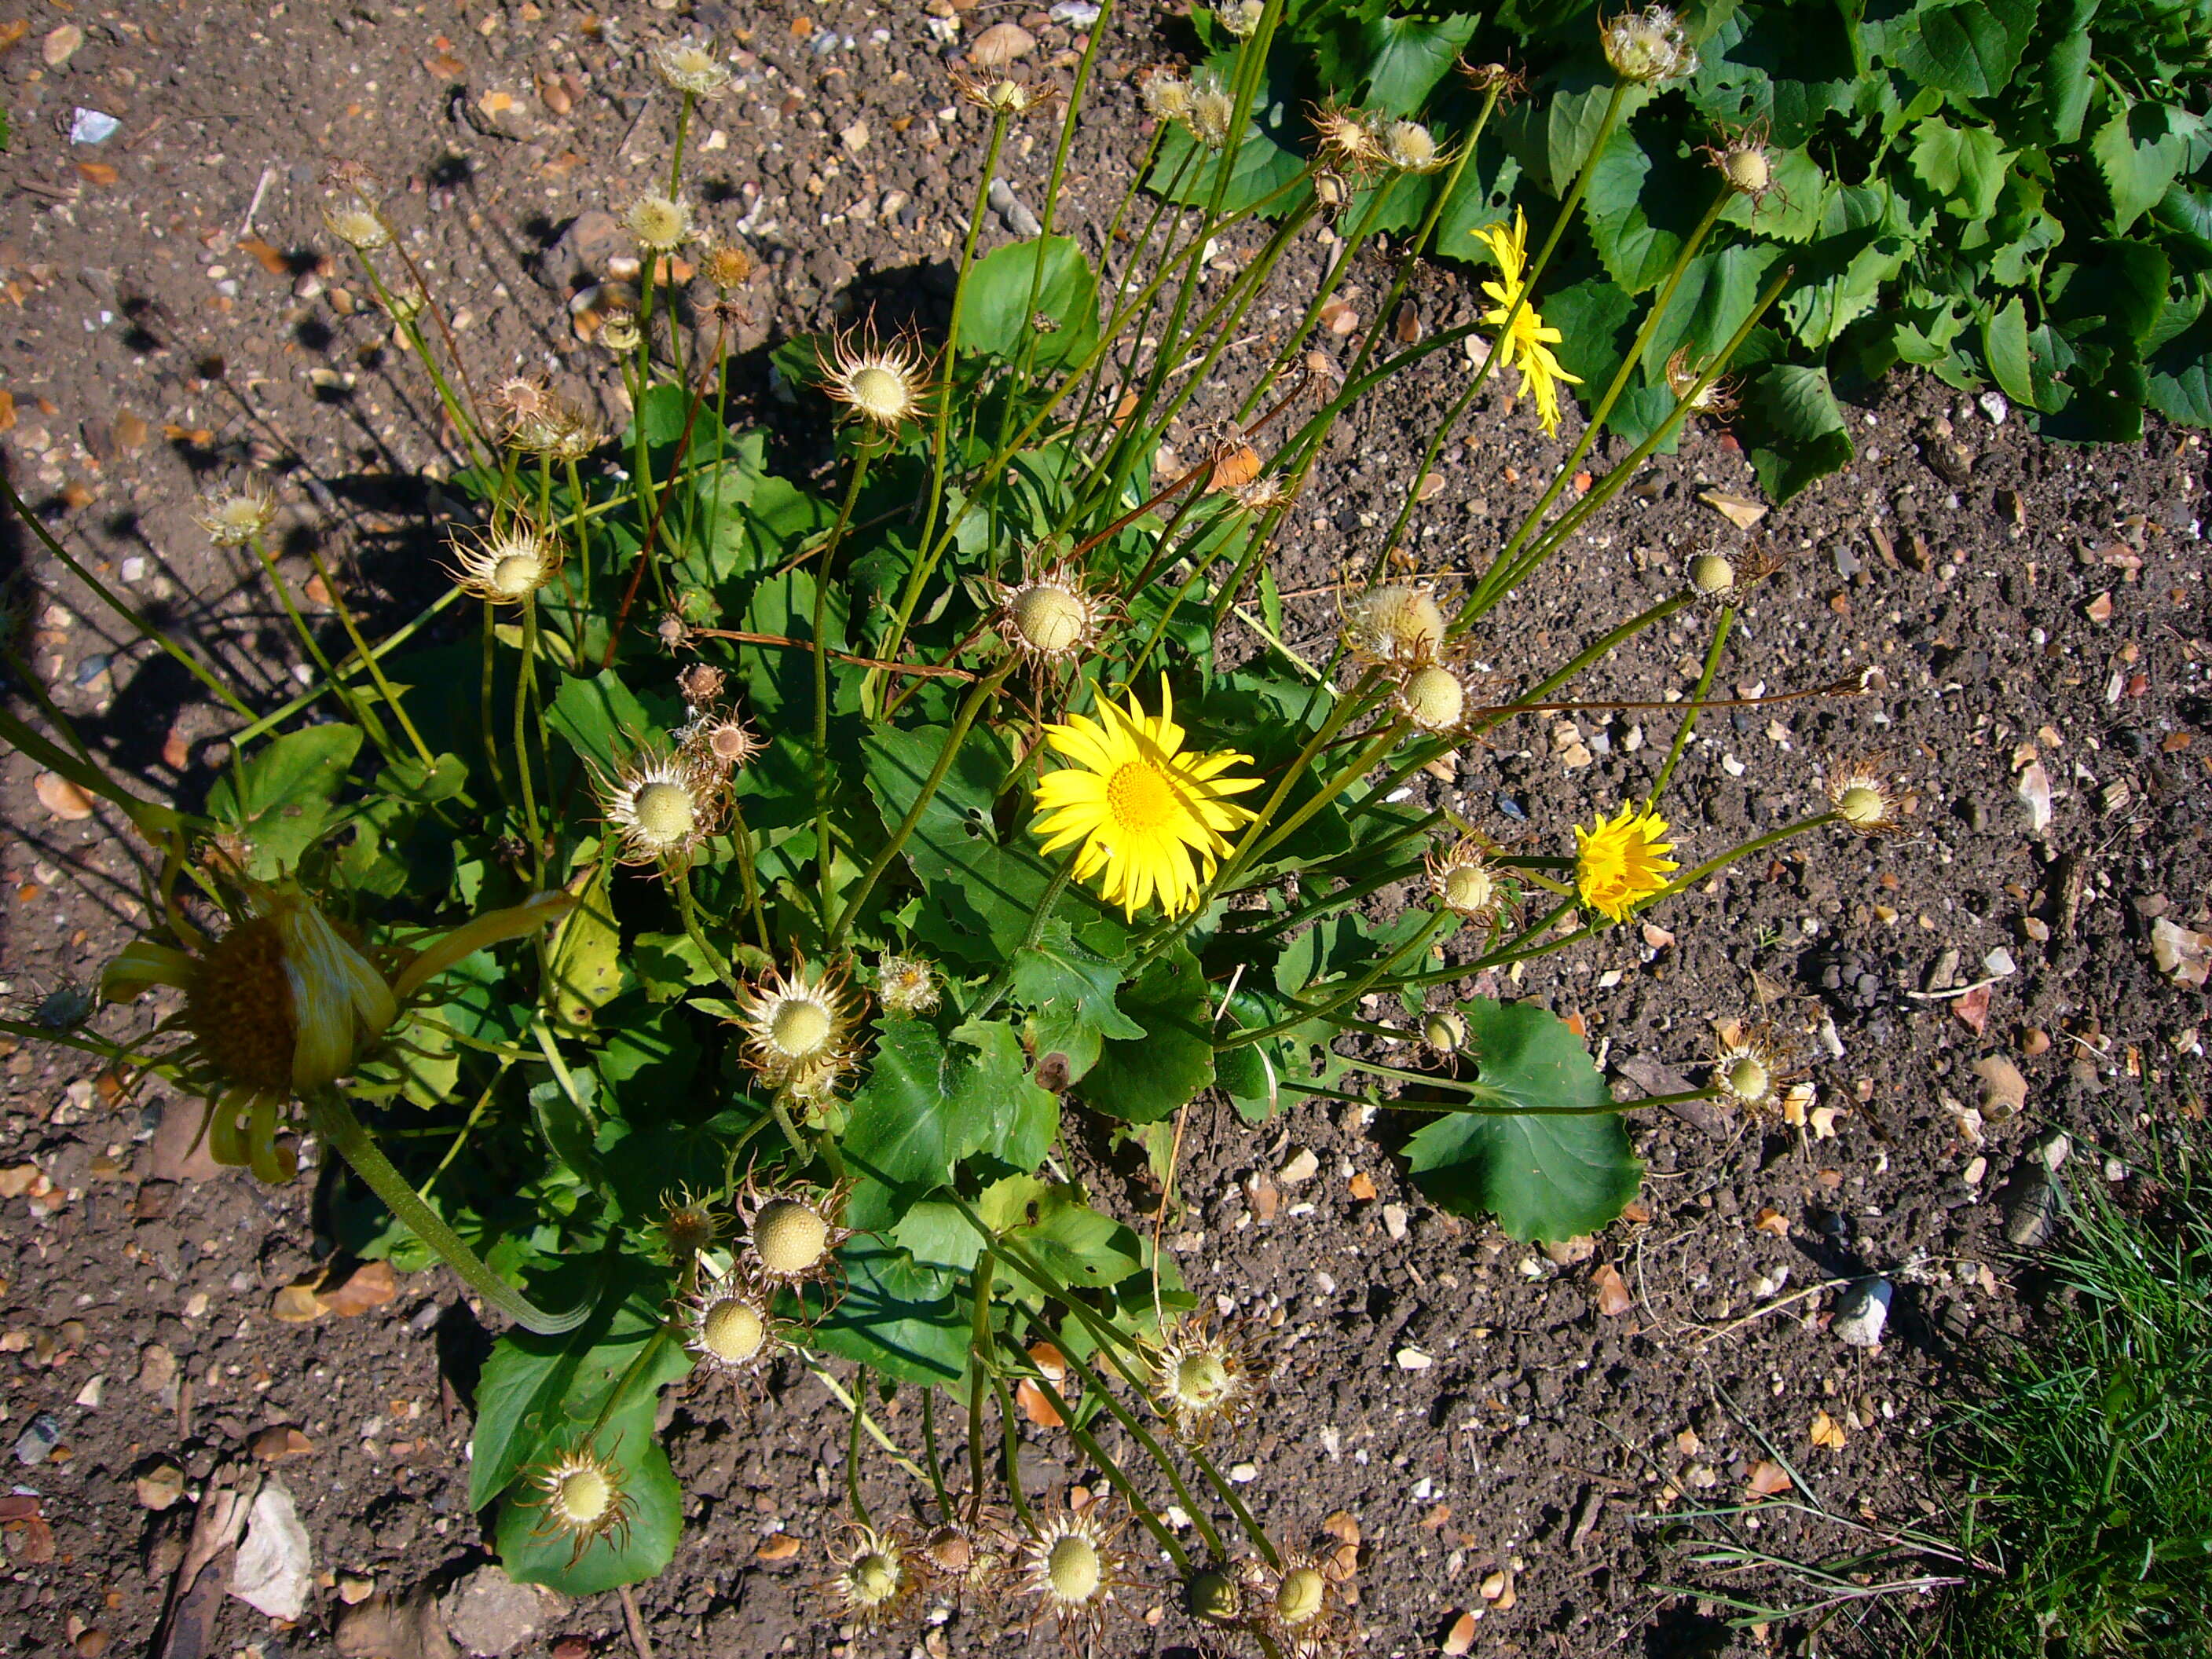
[1831,1277,1892,1348]
[441,1566,558,1658]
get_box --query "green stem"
[2,478,255,722]
[248,531,393,754]
[1651,605,1734,804]
[1013,1361,1191,1573]
[512,595,544,870]
[830,657,1016,944]
[303,1090,595,1334]
[815,442,877,926]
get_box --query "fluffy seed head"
[323,199,391,251]
[651,35,732,99]
[876,954,941,1017]
[624,192,695,253]
[703,242,753,290]
[449,518,560,602]
[1689,552,1736,595]
[1600,5,1698,82]
[1187,71,1236,149]
[195,486,277,548]
[1345,582,1448,665]
[1381,119,1445,173]
[1142,71,1193,123]
[1214,0,1266,36]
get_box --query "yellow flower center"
[1174,1350,1231,1404]
[632,781,697,843]
[554,1464,612,1526]
[1046,1534,1103,1602]
[1727,1055,1771,1102]
[701,1296,765,1361]
[189,917,299,1094]
[848,364,909,422]
[1837,784,1886,825]
[1276,1566,1327,1625]
[1402,663,1465,730]
[1444,863,1494,914]
[767,1000,832,1061]
[1106,761,1180,833]
[753,1197,830,1273]
[1012,584,1088,654]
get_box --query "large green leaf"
[1075,944,1214,1124]
[211,724,362,877]
[1005,1183,1145,1293]
[1870,0,2035,98]
[1402,999,1643,1243]
[1013,918,1144,1082]
[1358,13,1480,115]
[841,1016,1059,1191]
[961,236,1100,368]
[2093,99,2206,235]
[1748,362,1855,500]
[808,1241,970,1383]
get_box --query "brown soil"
[2,5,2207,1659]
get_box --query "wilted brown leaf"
[270,1282,328,1324]
[1752,1205,1790,1238]
[754,1534,802,1562]
[319,1260,396,1318]
[1015,1379,1064,1426]
[1809,1410,1847,1450]
[1591,1262,1634,1317]
[1745,1459,1793,1497]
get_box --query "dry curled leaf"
[270,1283,328,1324]
[318,1260,396,1318]
[1591,1262,1633,1317]
[1698,489,1767,529]
[1745,1459,1793,1497]
[1809,1410,1847,1450]
[754,1533,802,1562]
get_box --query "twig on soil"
[1689,1276,1854,1347]
[240,165,277,239]
[1902,974,2005,1002]
[618,1584,655,1659]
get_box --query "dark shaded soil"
[2,5,2208,1659]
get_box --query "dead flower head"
[194,484,277,548]
[821,326,932,430]
[1309,101,1382,174]
[952,67,1060,119]
[1393,657,1478,736]
[701,240,754,291]
[1186,69,1237,149]
[1824,755,1908,837]
[1379,118,1448,174]
[446,515,562,603]
[1341,578,1449,668]
[1600,5,1699,83]
[650,35,733,100]
[875,953,942,1018]
[732,958,866,1103]
[1241,1546,1356,1654]
[1147,1313,1269,1442]
[995,557,1114,666]
[624,192,697,254]
[1701,122,1780,206]
[1016,1497,1130,1645]
[734,1175,856,1291]
[683,1268,793,1382]
[1141,69,1193,123]
[1426,833,1518,936]
[527,1445,635,1566]
[822,1522,922,1630]
[1711,1018,1799,1115]
[598,744,725,866]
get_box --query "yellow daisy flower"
[1573,804,1678,923]
[1471,207,1584,438]
[1031,679,1262,920]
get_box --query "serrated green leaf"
[1984,295,2038,409]
[1748,362,1855,500]
[1871,0,2034,98]
[808,1241,969,1383]
[842,1016,1060,1191]
[1401,999,1642,1242]
[1075,943,1214,1125]
[1908,116,2012,222]
[1013,918,1142,1082]
[1007,1183,1145,1292]
[2093,99,2203,235]
[1358,13,1480,116]
[211,724,362,877]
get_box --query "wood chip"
[1698,489,1767,529]
[34,773,96,822]
[1347,1171,1377,1201]
[247,1425,314,1463]
[76,162,119,187]
[270,1283,328,1324]
[1745,1459,1793,1497]
[1752,1205,1789,1237]
[1591,1262,1633,1317]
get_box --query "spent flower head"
[650,35,733,99]
[528,1445,635,1566]
[823,1522,921,1629]
[1393,658,1477,735]
[701,240,754,291]
[194,485,277,547]
[732,958,865,1101]
[995,558,1112,665]
[446,516,561,602]
[599,745,725,866]
[1031,678,1263,920]
[1380,119,1447,174]
[323,196,392,251]
[1148,1313,1269,1442]
[1705,126,1778,203]
[1214,0,1267,36]
[1017,1499,1129,1645]
[821,327,932,430]
[623,192,695,253]
[951,67,1059,118]
[1141,69,1193,123]
[684,1270,792,1382]
[1426,833,1518,936]
[1342,580,1448,668]
[656,1184,723,1259]
[1186,69,1237,149]
[1601,5,1699,82]
[875,954,942,1018]
[1666,346,1738,419]
[1712,1019,1796,1115]
[1825,756,1908,837]
[1574,804,1678,923]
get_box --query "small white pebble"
[1395,1347,1433,1371]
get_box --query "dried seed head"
[1227,472,1294,515]
[997,559,1110,665]
[1048,1534,1102,1601]
[822,330,932,428]
[1188,1567,1243,1624]
[1664,346,1737,417]
[701,1295,766,1362]
[1600,5,1698,82]
[650,35,733,99]
[624,192,696,253]
[1381,119,1445,174]
[678,663,727,708]
[323,198,392,251]
[1141,71,1193,123]
[953,68,1057,117]
[1460,61,1527,96]
[753,1196,830,1276]
[1726,1053,1770,1103]
[1688,552,1736,595]
[702,241,754,291]
[826,1525,918,1628]
[448,518,561,602]
[601,748,723,865]
[1423,1009,1468,1054]
[1276,1565,1328,1626]
[1426,835,1515,935]
[1187,71,1236,149]
[1721,141,1771,197]
[598,306,641,353]
[1825,757,1906,835]
[1019,1505,1126,1640]
[876,954,941,1017]
[734,957,864,1097]
[1712,1022,1793,1113]
[528,1447,635,1564]
[1397,661,1467,733]
[194,486,277,547]
[657,1185,722,1258]
[689,716,764,773]
[1148,1316,1266,1441]
[1344,582,1448,666]
[1214,0,1266,37]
